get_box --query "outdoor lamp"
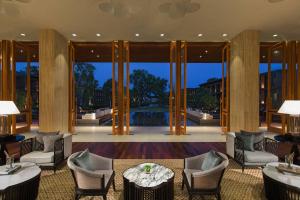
[278,100,300,135]
[0,101,20,134]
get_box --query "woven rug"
[38,159,266,200]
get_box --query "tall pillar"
[230,30,260,132]
[39,29,69,132]
[286,41,297,100]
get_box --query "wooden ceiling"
[13,41,278,63]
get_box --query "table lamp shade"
[0,101,20,115]
[278,100,300,116]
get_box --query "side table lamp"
[278,100,300,135]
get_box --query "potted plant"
[144,164,152,174]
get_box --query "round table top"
[263,162,300,189]
[0,162,41,191]
[123,163,174,188]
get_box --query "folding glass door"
[112,41,130,135]
[221,43,230,132]
[267,42,287,133]
[169,41,187,135]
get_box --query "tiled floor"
[24,126,274,142]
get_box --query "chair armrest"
[226,132,236,158]
[54,138,64,165]
[20,138,34,156]
[62,134,72,159]
[90,153,113,170]
[184,154,207,170]
[264,137,278,155]
[234,137,245,164]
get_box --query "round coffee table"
[0,162,41,200]
[123,163,174,200]
[263,162,300,200]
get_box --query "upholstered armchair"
[226,132,278,172]
[67,151,115,200]
[182,152,229,200]
[20,133,72,172]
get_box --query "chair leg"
[181,179,184,190]
[189,194,193,200]
[75,194,80,200]
[112,178,116,191]
[217,192,221,200]
[242,165,244,173]
[103,195,107,200]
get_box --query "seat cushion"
[243,150,278,163]
[20,151,54,164]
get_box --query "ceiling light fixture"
[96,33,101,37]
[198,33,203,37]
[90,50,94,53]
[222,33,228,37]
[205,50,208,54]
[96,54,100,58]
[160,33,165,37]
[72,33,77,37]
[199,55,203,58]
[135,33,140,37]
[273,34,278,37]
[20,33,26,37]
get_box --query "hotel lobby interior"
[1,0,300,199]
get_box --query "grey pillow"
[201,150,222,171]
[73,149,96,171]
[241,130,264,143]
[43,134,63,152]
[36,131,59,144]
[236,132,255,151]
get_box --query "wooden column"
[175,41,181,135]
[230,30,260,132]
[286,41,297,100]
[39,29,69,132]
[297,42,300,100]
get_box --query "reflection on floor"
[24,126,273,143]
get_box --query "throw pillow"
[43,134,63,152]
[201,150,223,171]
[241,130,264,150]
[36,131,59,144]
[236,132,255,151]
[73,149,96,171]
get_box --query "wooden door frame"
[221,43,230,132]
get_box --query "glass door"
[221,43,230,132]
[267,42,287,134]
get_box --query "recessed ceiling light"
[205,50,208,54]
[135,33,140,37]
[96,54,100,58]
[72,33,77,37]
[198,33,203,37]
[199,55,203,58]
[160,33,165,37]
[273,34,278,37]
[90,50,94,53]
[32,54,36,58]
[222,33,228,37]
[273,50,280,54]
[20,49,24,53]
[20,33,26,37]
[262,55,266,58]
[96,33,101,37]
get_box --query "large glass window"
[186,63,222,126]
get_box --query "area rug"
[38,159,266,200]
